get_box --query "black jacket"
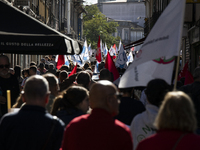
[0,105,65,150]
[115,97,146,125]
[179,81,200,128]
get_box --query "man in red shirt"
[61,80,133,150]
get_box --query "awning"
[0,1,82,55]
[124,37,146,50]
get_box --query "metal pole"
[45,0,46,24]
[67,0,71,34]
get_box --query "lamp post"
[45,0,46,24]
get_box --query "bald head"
[22,75,50,106]
[90,80,119,116]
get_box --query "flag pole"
[173,52,180,91]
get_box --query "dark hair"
[60,65,69,71]
[30,61,36,66]
[76,67,83,73]
[49,63,54,69]
[56,70,61,78]
[29,65,37,74]
[145,79,171,107]
[0,54,10,64]
[22,68,29,77]
[39,63,45,69]
[99,68,112,81]
[119,87,134,94]
[76,71,91,89]
[98,62,105,72]
[83,63,90,70]
[59,70,68,80]
[14,65,21,78]
[43,73,58,87]
[51,86,89,114]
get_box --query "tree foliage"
[83,5,120,49]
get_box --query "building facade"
[111,20,144,45]
[98,0,145,27]
[97,0,145,46]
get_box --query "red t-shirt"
[61,108,133,150]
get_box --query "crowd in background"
[0,54,200,150]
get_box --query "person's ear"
[44,94,50,104]
[21,94,26,102]
[106,95,113,109]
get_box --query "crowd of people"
[0,54,200,150]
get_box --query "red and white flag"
[96,36,102,62]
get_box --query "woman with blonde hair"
[136,91,200,150]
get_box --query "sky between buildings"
[84,0,98,5]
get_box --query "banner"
[119,0,185,88]
[120,57,175,87]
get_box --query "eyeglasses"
[0,64,9,69]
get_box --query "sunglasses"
[0,64,9,69]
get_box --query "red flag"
[96,36,102,62]
[69,64,77,77]
[177,61,194,85]
[131,47,135,51]
[105,52,120,81]
[184,70,194,85]
[56,55,65,70]
[178,61,189,81]
[113,44,116,53]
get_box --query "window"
[124,29,129,40]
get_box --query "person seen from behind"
[130,79,171,150]
[136,91,200,150]
[51,85,89,126]
[61,80,133,150]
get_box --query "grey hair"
[23,75,50,100]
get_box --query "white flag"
[127,51,134,65]
[80,40,89,63]
[64,55,70,66]
[118,40,122,53]
[120,58,175,87]
[119,0,185,88]
[88,44,92,57]
[71,54,83,67]
[103,43,108,57]
[132,0,185,67]
[115,42,128,69]
[94,61,100,74]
